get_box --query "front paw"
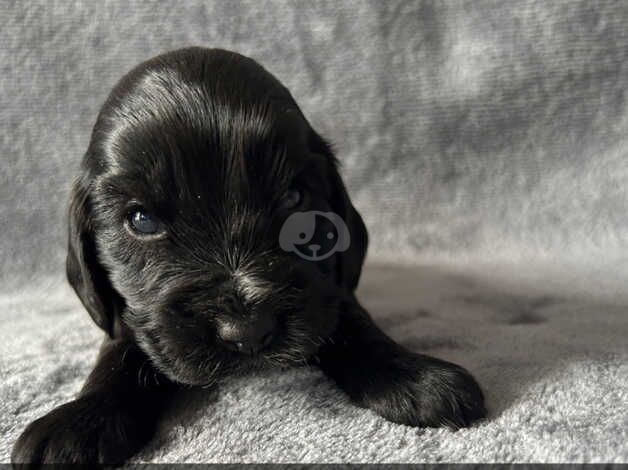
[11,395,149,467]
[358,354,486,429]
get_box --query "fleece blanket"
[1,263,627,462]
[2,0,628,463]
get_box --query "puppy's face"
[67,48,367,386]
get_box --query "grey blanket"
[2,0,627,463]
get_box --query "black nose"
[216,313,276,355]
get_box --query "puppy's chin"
[135,335,321,388]
[129,302,340,387]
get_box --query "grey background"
[4,0,628,288]
[2,0,628,463]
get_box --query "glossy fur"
[12,47,485,467]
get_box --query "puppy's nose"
[216,314,276,355]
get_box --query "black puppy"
[12,47,485,466]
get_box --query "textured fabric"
[2,0,628,463]
[2,264,627,462]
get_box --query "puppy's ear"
[66,173,123,337]
[309,131,368,291]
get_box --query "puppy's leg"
[11,337,176,466]
[317,300,486,428]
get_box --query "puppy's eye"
[126,209,162,236]
[278,189,302,210]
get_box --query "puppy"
[12,47,485,466]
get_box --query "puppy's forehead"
[94,49,315,206]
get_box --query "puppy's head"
[66,47,367,385]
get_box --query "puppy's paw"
[11,395,148,467]
[359,354,486,429]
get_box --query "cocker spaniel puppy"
[12,47,485,466]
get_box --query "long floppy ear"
[66,172,124,337]
[309,130,368,291]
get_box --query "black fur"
[12,47,485,467]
